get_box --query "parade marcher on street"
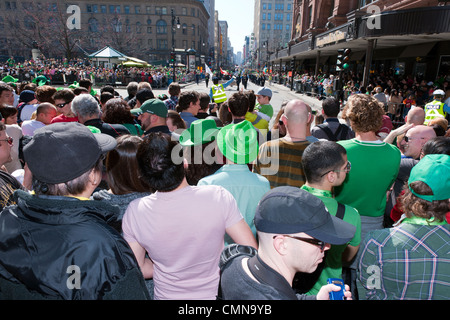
[210,76,234,106]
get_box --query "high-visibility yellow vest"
[212,84,227,103]
[424,100,446,124]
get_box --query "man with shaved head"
[386,125,437,226]
[253,99,311,188]
[384,107,426,154]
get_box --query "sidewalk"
[264,81,323,111]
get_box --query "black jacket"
[84,118,130,138]
[0,190,150,300]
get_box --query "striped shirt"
[253,138,310,189]
[357,218,450,300]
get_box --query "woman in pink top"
[122,133,257,300]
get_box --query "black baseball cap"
[24,122,116,184]
[254,186,356,245]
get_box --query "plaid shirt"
[357,218,450,300]
[164,96,178,111]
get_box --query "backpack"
[317,123,349,141]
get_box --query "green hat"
[2,75,18,83]
[69,81,79,89]
[408,154,450,202]
[217,120,258,164]
[32,75,48,86]
[131,98,168,118]
[179,119,219,147]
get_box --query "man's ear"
[272,235,289,256]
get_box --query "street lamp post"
[171,9,180,82]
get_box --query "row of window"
[86,4,199,17]
[261,23,290,31]
[3,2,202,18]
[262,3,292,11]
[262,13,291,21]
[88,18,201,36]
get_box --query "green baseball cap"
[179,119,219,147]
[131,98,168,118]
[217,120,258,164]
[408,154,450,202]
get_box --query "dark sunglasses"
[403,136,425,143]
[56,101,70,108]
[273,235,326,252]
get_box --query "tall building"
[0,0,210,65]
[253,0,293,69]
[271,0,450,83]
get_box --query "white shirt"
[21,119,45,136]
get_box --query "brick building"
[272,0,450,84]
[0,0,210,65]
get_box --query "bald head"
[402,125,437,159]
[284,99,310,125]
[406,107,425,125]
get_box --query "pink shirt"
[122,185,243,300]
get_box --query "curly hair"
[399,181,449,223]
[102,98,134,124]
[343,94,384,133]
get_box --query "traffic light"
[170,52,175,63]
[337,48,351,71]
[290,58,295,70]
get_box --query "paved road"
[109,79,323,129]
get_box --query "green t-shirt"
[255,103,273,120]
[300,185,362,295]
[335,139,401,217]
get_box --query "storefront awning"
[399,42,436,58]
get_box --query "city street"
[112,78,323,129]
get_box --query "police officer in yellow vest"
[209,76,235,106]
[424,89,450,124]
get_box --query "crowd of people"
[0,57,201,89]
[0,60,449,301]
[281,70,450,126]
